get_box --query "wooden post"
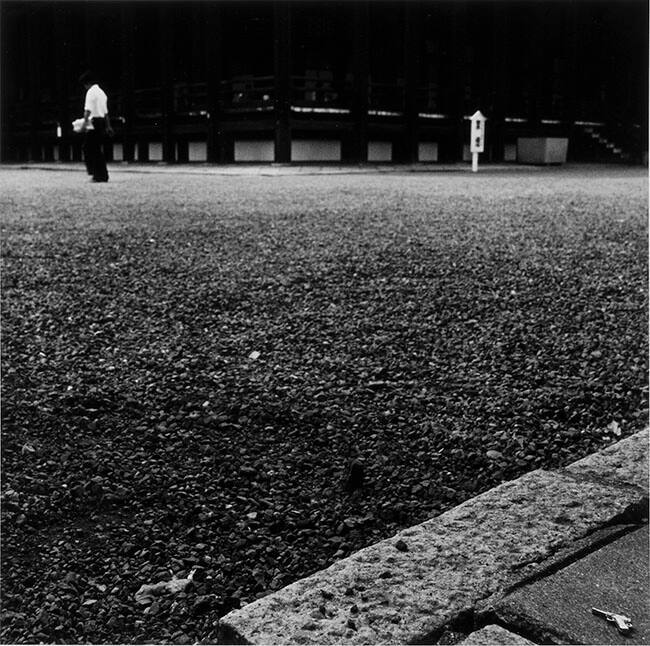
[273,1,291,163]
[27,6,41,161]
[565,2,579,127]
[83,5,97,74]
[526,3,544,130]
[352,1,369,163]
[53,4,71,161]
[205,4,224,163]
[639,7,649,162]
[120,4,136,162]
[490,3,509,161]
[159,5,174,162]
[448,2,467,162]
[0,6,15,160]
[403,1,420,163]
[562,2,580,160]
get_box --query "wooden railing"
[6,77,456,138]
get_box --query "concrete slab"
[566,428,649,492]
[494,525,649,645]
[217,470,644,645]
[458,625,535,645]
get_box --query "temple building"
[1,1,647,164]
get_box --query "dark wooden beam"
[205,4,224,163]
[352,1,369,162]
[27,6,41,161]
[526,3,544,129]
[0,7,13,160]
[53,4,71,161]
[120,4,136,162]
[159,5,174,162]
[490,3,509,161]
[83,4,97,73]
[273,1,291,163]
[448,2,467,162]
[402,1,420,163]
[565,2,580,126]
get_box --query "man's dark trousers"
[84,117,109,182]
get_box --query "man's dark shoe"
[92,178,108,182]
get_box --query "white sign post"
[469,110,486,172]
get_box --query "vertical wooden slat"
[639,6,649,161]
[27,6,41,161]
[274,1,291,163]
[448,2,466,162]
[120,4,135,162]
[352,1,369,162]
[205,3,223,163]
[160,5,174,162]
[490,3,509,161]
[526,2,544,129]
[402,1,420,163]
[53,4,71,161]
[0,6,13,160]
[84,4,97,73]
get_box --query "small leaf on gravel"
[135,576,193,605]
[606,421,622,436]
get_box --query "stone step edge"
[217,429,648,645]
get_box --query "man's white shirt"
[84,84,108,119]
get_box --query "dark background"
[1,0,648,163]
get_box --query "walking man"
[79,71,113,182]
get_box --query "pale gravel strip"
[11,162,546,176]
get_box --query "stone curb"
[566,427,648,490]
[217,430,648,645]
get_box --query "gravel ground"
[1,165,647,644]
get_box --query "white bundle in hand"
[71,118,86,133]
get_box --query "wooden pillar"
[160,5,174,162]
[120,4,136,162]
[603,6,619,130]
[273,1,291,163]
[402,2,420,163]
[27,7,41,161]
[205,4,224,163]
[83,5,97,73]
[565,2,580,127]
[526,3,544,130]
[352,2,369,163]
[490,4,509,161]
[0,7,14,161]
[53,5,71,161]
[639,7,649,161]
[565,2,581,160]
[448,2,467,162]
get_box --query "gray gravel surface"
[1,166,647,644]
